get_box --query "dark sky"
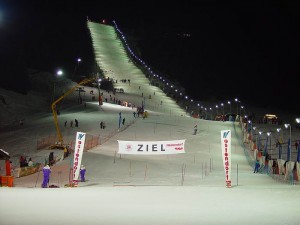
[1,0,300,113]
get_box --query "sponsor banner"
[72,132,86,183]
[118,140,186,155]
[221,130,231,188]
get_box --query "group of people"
[64,119,79,127]
[19,156,34,167]
[100,121,106,129]
[42,164,86,188]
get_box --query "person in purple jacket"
[80,165,86,182]
[42,164,51,188]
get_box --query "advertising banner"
[221,130,231,188]
[72,132,86,184]
[118,140,186,155]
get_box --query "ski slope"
[0,21,299,225]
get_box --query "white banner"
[221,130,231,188]
[118,140,186,155]
[72,132,86,183]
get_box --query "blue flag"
[287,138,291,161]
[278,144,282,159]
[297,142,300,162]
[263,137,268,156]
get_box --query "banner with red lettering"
[221,130,232,188]
[117,140,186,155]
[72,132,86,184]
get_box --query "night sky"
[1,1,300,113]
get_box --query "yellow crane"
[50,77,101,149]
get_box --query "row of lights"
[113,20,246,116]
[249,119,300,161]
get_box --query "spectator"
[19,156,27,167]
[254,160,260,173]
[42,164,51,188]
[28,158,34,167]
[80,165,86,182]
[63,147,69,159]
[49,152,55,166]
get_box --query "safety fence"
[36,120,136,152]
[239,118,299,185]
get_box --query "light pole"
[210,107,213,120]
[266,132,271,156]
[73,58,81,80]
[253,126,257,146]
[235,98,239,115]
[53,70,63,103]
[98,78,102,105]
[284,123,292,161]
[258,131,263,151]
[277,128,283,159]
[221,103,224,115]
[228,101,231,114]
[296,118,300,129]
[248,120,252,140]
[276,128,283,144]
[215,105,218,116]
[240,105,244,116]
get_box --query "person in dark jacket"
[193,125,198,135]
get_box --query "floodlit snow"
[0,22,299,225]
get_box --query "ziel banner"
[118,140,186,155]
[221,130,231,188]
[72,132,86,184]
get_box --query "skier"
[75,119,78,127]
[42,164,51,188]
[253,160,260,173]
[193,125,198,135]
[80,165,86,182]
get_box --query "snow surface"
[0,21,299,225]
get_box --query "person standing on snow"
[253,160,260,173]
[80,165,86,182]
[193,125,198,135]
[42,164,51,188]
